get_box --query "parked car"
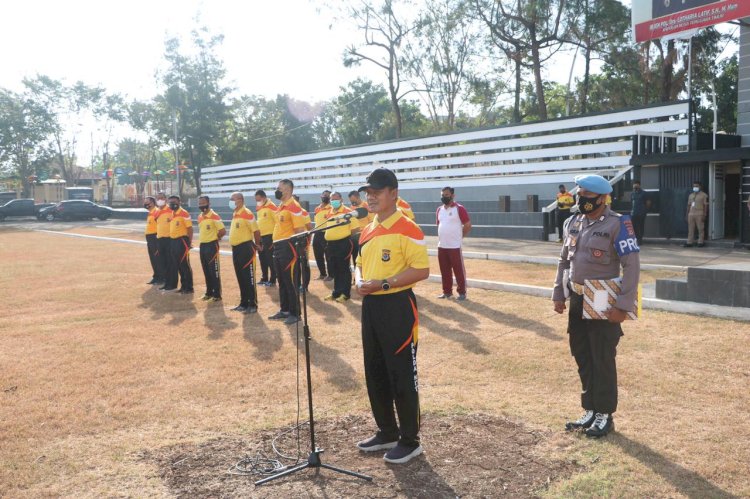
[0,199,55,221]
[37,200,113,221]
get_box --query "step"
[655,277,688,302]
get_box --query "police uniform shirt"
[397,197,415,220]
[552,207,640,311]
[687,191,709,214]
[256,200,277,236]
[145,207,159,235]
[198,209,225,243]
[356,210,429,296]
[556,191,575,210]
[155,206,172,238]
[272,198,307,242]
[324,205,360,241]
[314,203,330,228]
[169,207,192,239]
[229,206,259,246]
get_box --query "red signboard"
[633,0,750,42]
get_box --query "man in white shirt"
[436,186,472,300]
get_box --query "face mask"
[156,199,166,207]
[229,200,237,210]
[199,205,209,212]
[321,196,330,204]
[256,201,264,208]
[274,190,283,200]
[441,196,452,205]
[351,200,359,206]
[144,203,151,209]
[633,186,641,191]
[168,202,179,211]
[577,194,600,214]
[331,200,342,209]
[693,187,700,192]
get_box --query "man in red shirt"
[436,186,472,300]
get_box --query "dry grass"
[0,226,748,498]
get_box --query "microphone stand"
[255,217,372,486]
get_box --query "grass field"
[0,226,748,497]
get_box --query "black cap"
[358,168,398,192]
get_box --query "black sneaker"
[244,307,258,314]
[267,281,276,287]
[283,315,300,325]
[383,444,423,464]
[565,410,595,431]
[356,435,398,452]
[585,413,614,438]
[231,305,248,312]
[258,280,268,286]
[268,311,289,320]
[178,289,194,294]
[682,243,694,248]
[147,279,159,285]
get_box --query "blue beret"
[574,174,612,195]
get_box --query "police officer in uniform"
[684,180,709,248]
[197,195,225,301]
[555,184,575,243]
[154,192,172,290]
[313,190,332,280]
[254,189,277,286]
[144,196,163,284]
[552,174,640,438]
[229,192,262,313]
[354,168,429,464]
[268,179,307,325]
[166,195,194,294]
[323,191,360,303]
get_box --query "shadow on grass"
[139,287,198,325]
[389,457,458,498]
[242,311,283,362]
[419,299,490,355]
[305,292,345,323]
[612,433,739,499]
[203,301,237,340]
[456,296,561,341]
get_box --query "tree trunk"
[531,42,547,120]
[581,44,591,114]
[513,53,522,123]
[660,40,675,103]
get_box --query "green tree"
[316,79,392,147]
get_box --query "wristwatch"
[381,279,391,291]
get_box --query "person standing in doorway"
[436,187,472,301]
[630,181,650,246]
[556,184,575,243]
[684,181,709,247]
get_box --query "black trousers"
[302,239,311,290]
[632,213,646,245]
[557,209,571,240]
[273,240,300,316]
[327,236,353,298]
[146,233,163,281]
[259,234,276,283]
[351,233,360,267]
[157,237,172,286]
[200,241,222,298]
[170,236,193,291]
[568,292,623,414]
[362,289,420,447]
[312,232,328,277]
[232,241,257,308]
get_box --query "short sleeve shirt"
[229,206,259,246]
[169,207,192,239]
[155,206,172,238]
[256,200,277,236]
[145,207,158,235]
[198,209,225,243]
[356,210,429,295]
[273,198,308,241]
[324,205,360,241]
[436,202,470,249]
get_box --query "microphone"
[328,207,370,222]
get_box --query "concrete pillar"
[738,18,750,146]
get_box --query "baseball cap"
[358,168,398,192]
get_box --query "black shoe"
[268,311,290,320]
[161,287,178,293]
[383,444,423,464]
[317,274,327,280]
[697,243,705,248]
[178,289,194,294]
[158,286,168,290]
[232,305,248,312]
[356,435,398,452]
[283,315,300,325]
[565,410,596,431]
[682,243,694,248]
[147,279,159,285]
[244,307,258,314]
[267,281,276,287]
[585,413,614,438]
[258,280,268,286]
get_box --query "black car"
[38,200,112,221]
[0,199,55,221]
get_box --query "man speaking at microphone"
[322,192,361,303]
[354,168,429,465]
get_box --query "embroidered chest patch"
[381,249,391,262]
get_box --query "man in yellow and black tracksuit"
[556,184,575,243]
[254,189,277,286]
[144,196,163,285]
[397,196,415,220]
[323,192,360,302]
[155,192,172,290]
[229,192,262,313]
[354,168,429,465]
[197,195,225,301]
[268,179,307,325]
[167,195,193,294]
[313,190,332,280]
[348,190,374,271]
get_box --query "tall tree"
[342,0,417,138]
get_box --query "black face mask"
[577,194,600,214]
[441,196,452,205]
[169,202,179,211]
[143,203,151,209]
[633,186,641,191]
[199,205,209,212]
[321,196,330,204]
[274,190,283,200]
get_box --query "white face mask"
[156,199,166,207]
[256,201,264,208]
[230,200,237,210]
[693,187,700,193]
